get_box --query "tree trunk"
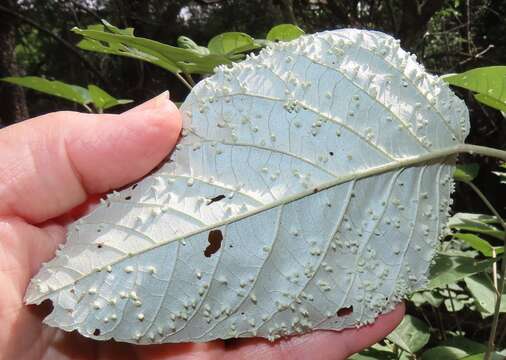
[0,1,28,127]
[277,0,298,25]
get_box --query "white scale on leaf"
[25,29,469,344]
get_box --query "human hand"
[0,92,404,360]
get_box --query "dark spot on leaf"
[125,196,132,200]
[97,229,101,233]
[207,194,226,205]
[97,244,103,249]
[313,188,319,193]
[93,329,101,336]
[70,288,75,294]
[329,151,334,156]
[132,184,138,190]
[204,230,223,257]
[229,244,233,248]
[336,306,353,317]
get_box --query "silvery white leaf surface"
[25,28,470,344]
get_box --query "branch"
[0,4,109,86]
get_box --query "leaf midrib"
[27,145,461,304]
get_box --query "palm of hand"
[0,95,404,360]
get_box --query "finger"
[135,342,226,360]
[0,91,181,223]
[223,303,405,360]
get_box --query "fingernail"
[125,91,171,114]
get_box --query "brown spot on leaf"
[337,306,353,317]
[204,230,223,257]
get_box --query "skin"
[0,93,405,360]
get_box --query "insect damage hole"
[336,306,353,317]
[93,329,101,336]
[204,229,223,257]
[207,194,225,205]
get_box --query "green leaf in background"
[422,346,481,360]
[464,273,506,317]
[177,36,210,55]
[207,32,259,56]
[349,348,397,359]
[453,233,504,257]
[1,76,91,105]
[266,23,305,42]
[492,163,506,184]
[448,213,504,241]
[411,290,445,307]
[1,76,131,111]
[461,350,506,360]
[422,336,487,360]
[87,85,132,111]
[350,343,398,359]
[73,22,231,76]
[427,254,496,289]
[443,66,506,112]
[387,315,430,354]
[454,163,480,182]
[475,93,506,112]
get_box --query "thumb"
[0,91,182,223]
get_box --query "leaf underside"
[25,29,470,344]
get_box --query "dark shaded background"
[1,0,506,217]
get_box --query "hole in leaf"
[93,328,101,336]
[207,194,226,205]
[336,306,353,317]
[204,230,223,257]
[125,196,132,200]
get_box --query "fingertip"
[67,99,182,194]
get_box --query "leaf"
[350,348,397,359]
[87,85,132,111]
[207,32,259,55]
[25,29,470,344]
[464,273,506,317]
[427,254,495,289]
[452,233,504,257]
[453,163,479,182]
[422,347,476,360]
[177,36,210,56]
[492,163,506,184]
[73,23,231,75]
[1,76,91,105]
[448,213,504,240]
[422,336,487,360]
[474,93,506,112]
[387,315,430,353]
[266,24,305,42]
[443,66,506,112]
[461,352,506,360]
[410,290,444,307]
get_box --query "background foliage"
[1,0,506,359]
